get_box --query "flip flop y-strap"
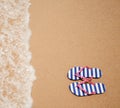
[77,76,96,95]
[77,81,96,95]
[74,66,92,78]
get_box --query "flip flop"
[67,66,102,80]
[69,82,106,96]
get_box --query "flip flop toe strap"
[77,77,96,95]
[77,84,96,95]
[74,66,92,78]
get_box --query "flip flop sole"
[67,66,102,80]
[69,82,106,96]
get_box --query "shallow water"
[0,0,36,107]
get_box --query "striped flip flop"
[69,82,106,96]
[67,66,102,80]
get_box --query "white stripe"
[68,70,71,79]
[89,69,92,77]
[80,69,83,77]
[84,68,87,77]
[79,86,83,96]
[91,84,95,92]
[77,82,84,96]
[95,83,100,94]
[79,66,83,77]
[97,68,100,78]
[100,83,104,93]
[83,84,87,96]
[92,68,96,77]
[87,84,91,94]
[70,84,74,93]
[72,68,75,80]
[76,66,80,80]
[74,82,79,96]
[76,66,79,71]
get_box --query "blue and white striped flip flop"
[67,66,102,80]
[69,82,106,96]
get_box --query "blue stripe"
[91,68,93,77]
[98,83,102,94]
[69,85,71,93]
[102,83,106,92]
[85,84,88,94]
[95,68,97,78]
[78,67,81,79]
[94,84,98,94]
[74,67,76,73]
[90,84,93,93]
[83,68,85,77]
[74,67,77,80]
[78,66,80,71]
[87,68,89,77]
[99,69,102,77]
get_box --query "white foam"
[0,0,36,107]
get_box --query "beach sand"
[30,0,120,108]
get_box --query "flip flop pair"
[67,66,106,96]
